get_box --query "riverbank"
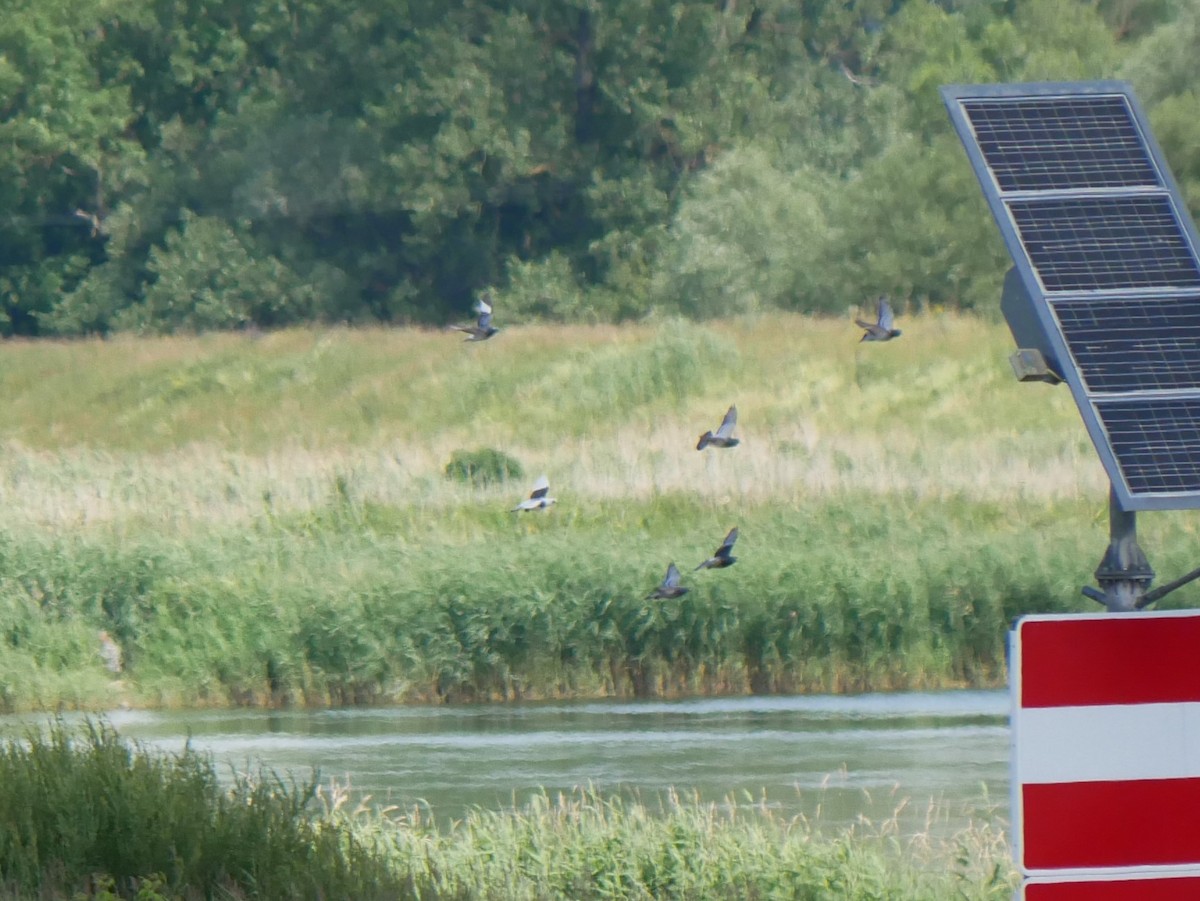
[0,722,1016,900]
[1,315,1191,711]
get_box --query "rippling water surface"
[3,690,1010,835]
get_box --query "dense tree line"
[0,0,1193,335]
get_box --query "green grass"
[0,313,1193,710]
[0,722,1016,900]
[0,722,399,900]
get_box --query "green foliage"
[524,324,739,435]
[0,721,402,899]
[0,0,1189,334]
[0,492,1097,710]
[115,213,320,333]
[445,447,525,487]
[1121,7,1200,212]
[385,787,1016,899]
[653,146,830,317]
[0,314,1158,711]
[0,725,1015,900]
[813,132,1011,312]
[499,252,591,322]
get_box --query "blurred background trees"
[0,0,1190,335]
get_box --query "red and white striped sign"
[1012,610,1200,881]
[1022,872,1200,899]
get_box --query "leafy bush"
[114,213,321,334]
[652,144,830,318]
[444,447,524,487]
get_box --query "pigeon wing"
[717,527,739,557]
[663,563,682,588]
[715,405,737,440]
[528,474,550,500]
[877,297,894,331]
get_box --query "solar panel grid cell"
[1008,195,1200,292]
[962,95,1160,192]
[1053,296,1200,393]
[1096,396,1200,494]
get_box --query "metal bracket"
[1082,487,1154,611]
[1080,486,1200,610]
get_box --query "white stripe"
[1018,702,1200,783]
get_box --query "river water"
[5,690,1010,836]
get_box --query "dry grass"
[0,312,1103,529]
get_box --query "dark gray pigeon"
[449,293,500,341]
[697,405,739,450]
[695,527,738,570]
[512,474,556,512]
[647,563,689,600]
[856,296,901,342]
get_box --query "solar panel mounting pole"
[1081,487,1153,612]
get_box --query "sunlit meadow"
[1,313,1194,711]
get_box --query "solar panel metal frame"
[942,81,1200,511]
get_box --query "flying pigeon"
[856,296,902,342]
[647,563,689,600]
[512,474,556,511]
[697,405,739,450]
[449,293,500,341]
[695,527,739,571]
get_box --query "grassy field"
[0,721,1016,900]
[0,312,1194,710]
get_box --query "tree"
[0,0,143,334]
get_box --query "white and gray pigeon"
[647,562,689,600]
[449,293,500,341]
[696,405,739,450]
[856,296,902,342]
[512,474,556,512]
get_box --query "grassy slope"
[1,313,1196,710]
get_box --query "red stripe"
[1020,615,1200,708]
[1023,777,1200,869]
[1026,876,1200,900]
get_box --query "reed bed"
[0,722,1016,900]
[0,314,1194,710]
[1,489,1182,710]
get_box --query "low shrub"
[444,447,524,487]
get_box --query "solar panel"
[943,81,1200,510]
[1095,396,1200,495]
[1009,195,1200,292]
[960,95,1160,191]
[1053,295,1200,393]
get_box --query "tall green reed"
[0,721,400,899]
[0,490,1122,710]
[0,723,1014,899]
